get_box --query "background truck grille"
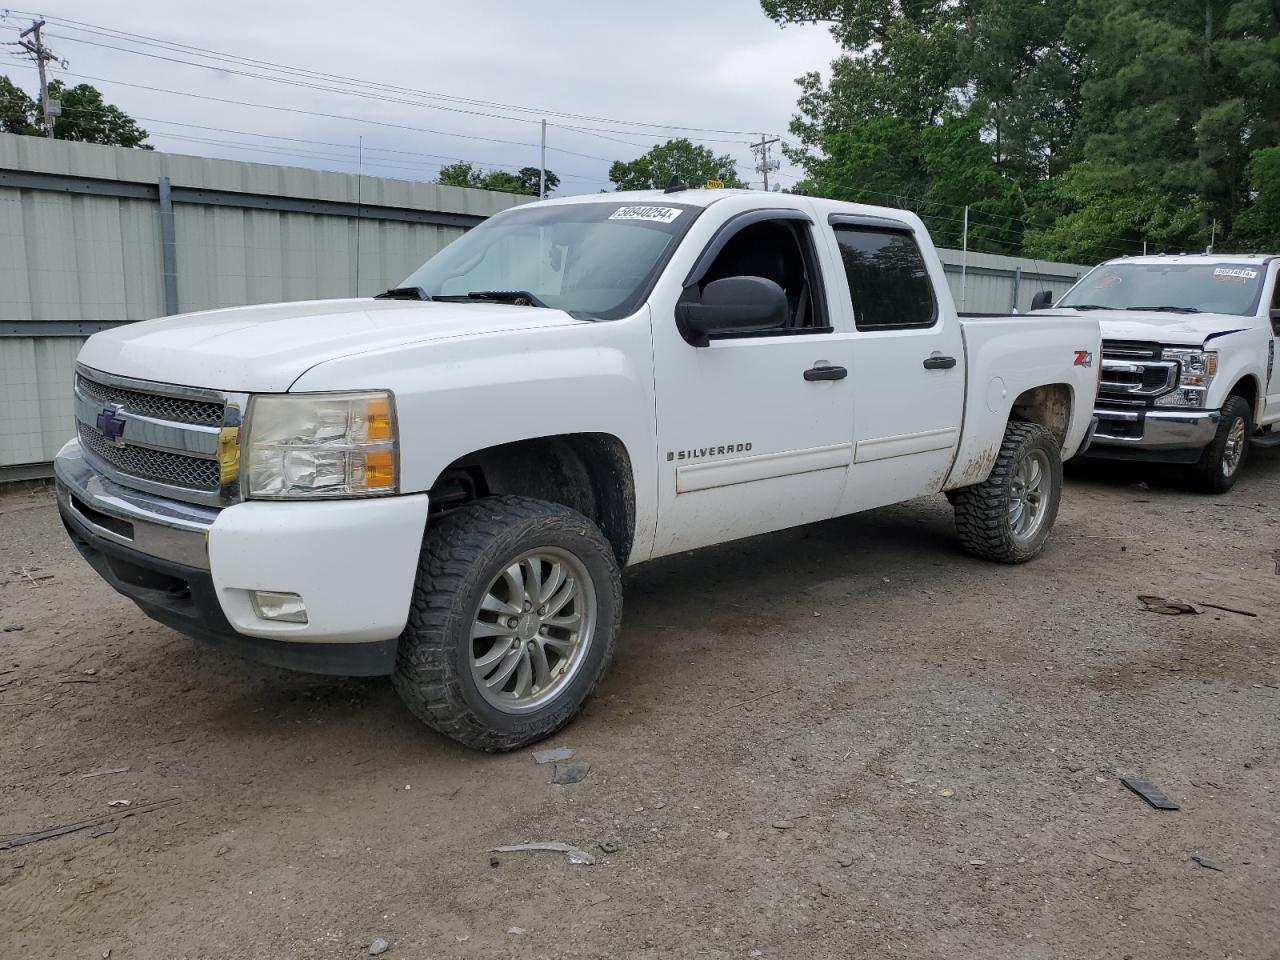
[77,373,225,426]
[78,423,222,491]
[1098,340,1175,407]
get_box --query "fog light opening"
[250,590,308,624]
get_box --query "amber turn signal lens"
[366,398,393,441]
[364,450,395,488]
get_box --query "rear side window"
[833,227,937,330]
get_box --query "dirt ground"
[0,451,1276,960]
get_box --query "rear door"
[822,218,965,514]
[1266,263,1280,425]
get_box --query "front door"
[650,211,855,558]
[1266,266,1280,425]
[824,222,966,513]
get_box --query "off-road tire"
[392,496,622,752]
[1186,395,1251,495]
[952,420,1063,564]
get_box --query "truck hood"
[1032,308,1250,347]
[78,298,583,392]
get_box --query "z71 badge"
[1073,350,1093,368]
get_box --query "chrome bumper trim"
[1091,407,1221,451]
[54,439,219,569]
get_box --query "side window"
[1271,270,1280,336]
[833,226,937,331]
[694,219,829,333]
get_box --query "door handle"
[923,356,957,370]
[804,364,847,382]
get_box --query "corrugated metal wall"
[0,134,1090,475]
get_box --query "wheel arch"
[427,432,636,566]
[1226,374,1260,415]
[1010,383,1074,449]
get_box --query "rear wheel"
[1186,395,1251,494]
[392,496,622,752]
[952,421,1063,564]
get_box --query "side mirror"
[1030,290,1055,311]
[676,276,789,347]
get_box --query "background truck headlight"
[1154,348,1217,408]
[244,391,398,498]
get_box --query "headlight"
[1155,348,1217,408]
[243,391,398,499]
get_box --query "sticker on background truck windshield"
[1212,267,1258,283]
[609,205,683,224]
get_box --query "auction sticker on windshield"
[609,205,683,224]
[1212,267,1259,283]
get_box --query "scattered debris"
[714,830,730,840]
[1198,601,1257,618]
[1138,595,1201,616]
[751,951,763,957]
[598,840,619,854]
[1095,850,1133,864]
[968,859,988,866]
[2,625,22,633]
[938,788,955,798]
[488,855,500,868]
[588,893,611,906]
[507,927,526,935]
[1191,855,1223,872]
[1121,777,1180,810]
[89,822,118,839]
[551,760,590,784]
[532,746,574,764]
[489,841,595,865]
[0,797,179,851]
[713,686,790,715]
[81,767,130,779]
[835,854,856,868]
[368,937,389,956]
[107,800,132,808]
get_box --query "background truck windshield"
[399,201,698,319]
[1058,262,1266,316]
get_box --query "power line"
[3,9,787,140]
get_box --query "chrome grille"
[79,423,221,491]
[1099,340,1176,407]
[77,373,224,426]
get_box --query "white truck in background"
[56,189,1100,751]
[1031,253,1280,492]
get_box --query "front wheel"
[392,496,622,752]
[952,421,1063,564]
[1186,396,1251,494]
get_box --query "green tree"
[47,81,149,146]
[0,76,39,135]
[436,160,559,196]
[608,138,747,190]
[1228,147,1280,251]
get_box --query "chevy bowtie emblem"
[96,406,127,446]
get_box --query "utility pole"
[17,20,60,138]
[751,134,780,191]
[539,120,547,199]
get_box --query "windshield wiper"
[464,290,549,308]
[1126,305,1201,313]
[375,286,432,301]
[1060,304,1112,310]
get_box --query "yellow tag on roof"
[704,180,725,189]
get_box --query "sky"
[0,1,843,194]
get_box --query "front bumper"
[55,439,430,675]
[1084,407,1220,464]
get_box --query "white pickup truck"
[55,189,1099,750]
[1031,253,1280,492]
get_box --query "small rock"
[836,855,855,868]
[938,788,955,798]
[771,820,794,830]
[107,800,131,808]
[489,855,500,868]
[551,760,590,784]
[751,951,763,957]
[1191,855,1223,872]
[83,668,97,676]
[508,927,526,935]
[215,845,230,858]
[598,841,620,854]
[968,859,987,866]
[2,625,22,633]
[532,746,574,764]
[714,830,730,840]
[368,938,388,956]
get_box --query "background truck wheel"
[952,421,1063,564]
[1186,396,1251,495]
[392,496,622,752]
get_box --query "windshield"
[398,201,700,319]
[1057,262,1266,316]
